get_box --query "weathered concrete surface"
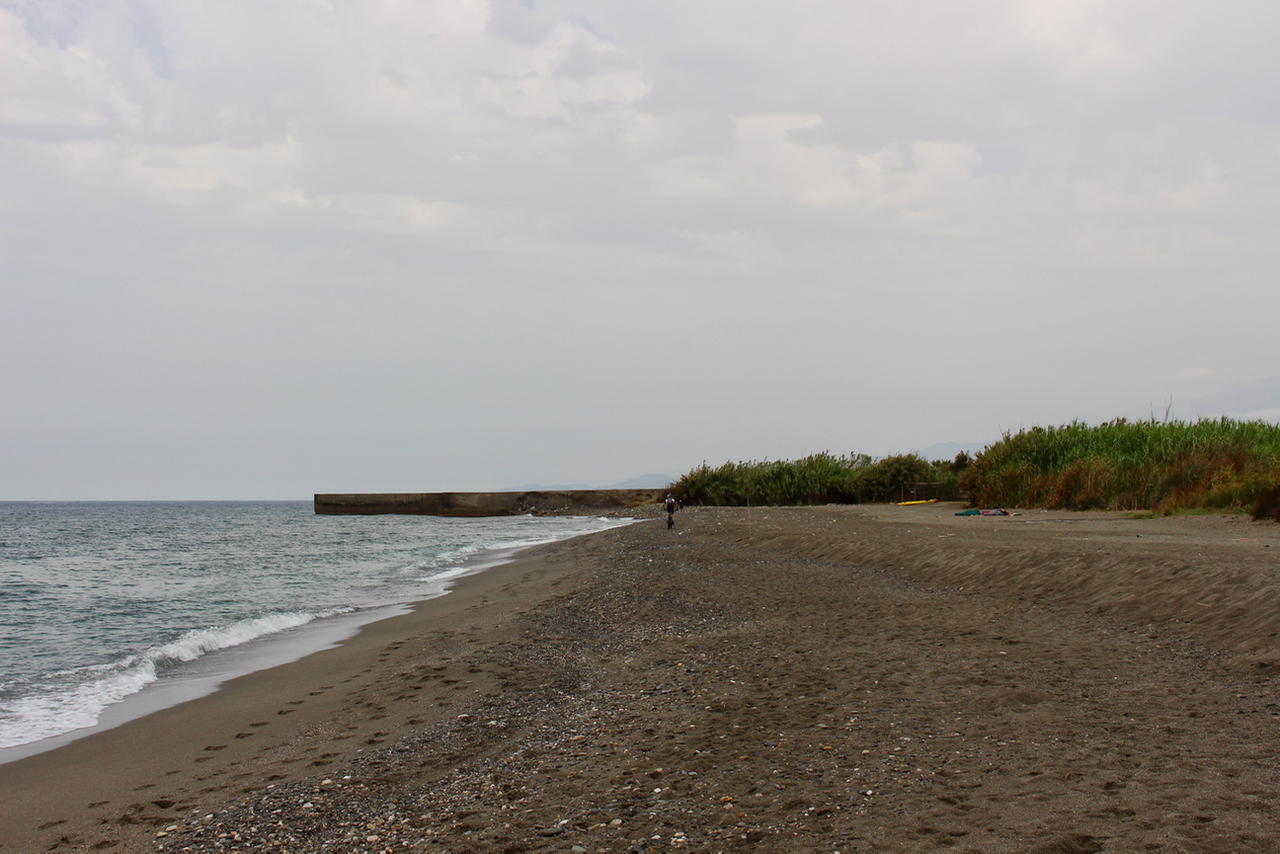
[314,489,666,517]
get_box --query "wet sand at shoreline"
[4,503,1280,852]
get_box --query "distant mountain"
[603,474,676,489]
[502,474,675,491]
[502,482,594,491]
[1184,375,1280,420]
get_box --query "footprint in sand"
[234,732,256,739]
[202,745,227,752]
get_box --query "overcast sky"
[4,0,1280,499]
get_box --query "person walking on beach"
[664,494,678,528]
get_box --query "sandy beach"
[4,502,1280,852]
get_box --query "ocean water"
[0,502,628,755]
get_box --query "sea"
[0,501,629,762]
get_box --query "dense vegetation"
[670,418,1280,517]
[670,452,964,506]
[959,417,1280,515]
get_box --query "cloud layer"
[4,0,1279,497]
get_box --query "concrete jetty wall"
[314,489,665,517]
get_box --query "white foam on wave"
[414,516,632,577]
[0,663,158,749]
[149,610,348,664]
[0,515,633,752]
[0,608,348,749]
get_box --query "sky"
[4,0,1280,499]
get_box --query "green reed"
[672,452,949,506]
[958,417,1280,513]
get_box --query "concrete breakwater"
[314,489,666,517]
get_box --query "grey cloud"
[3,0,1279,498]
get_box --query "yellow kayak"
[896,499,939,506]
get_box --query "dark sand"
[4,503,1280,852]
